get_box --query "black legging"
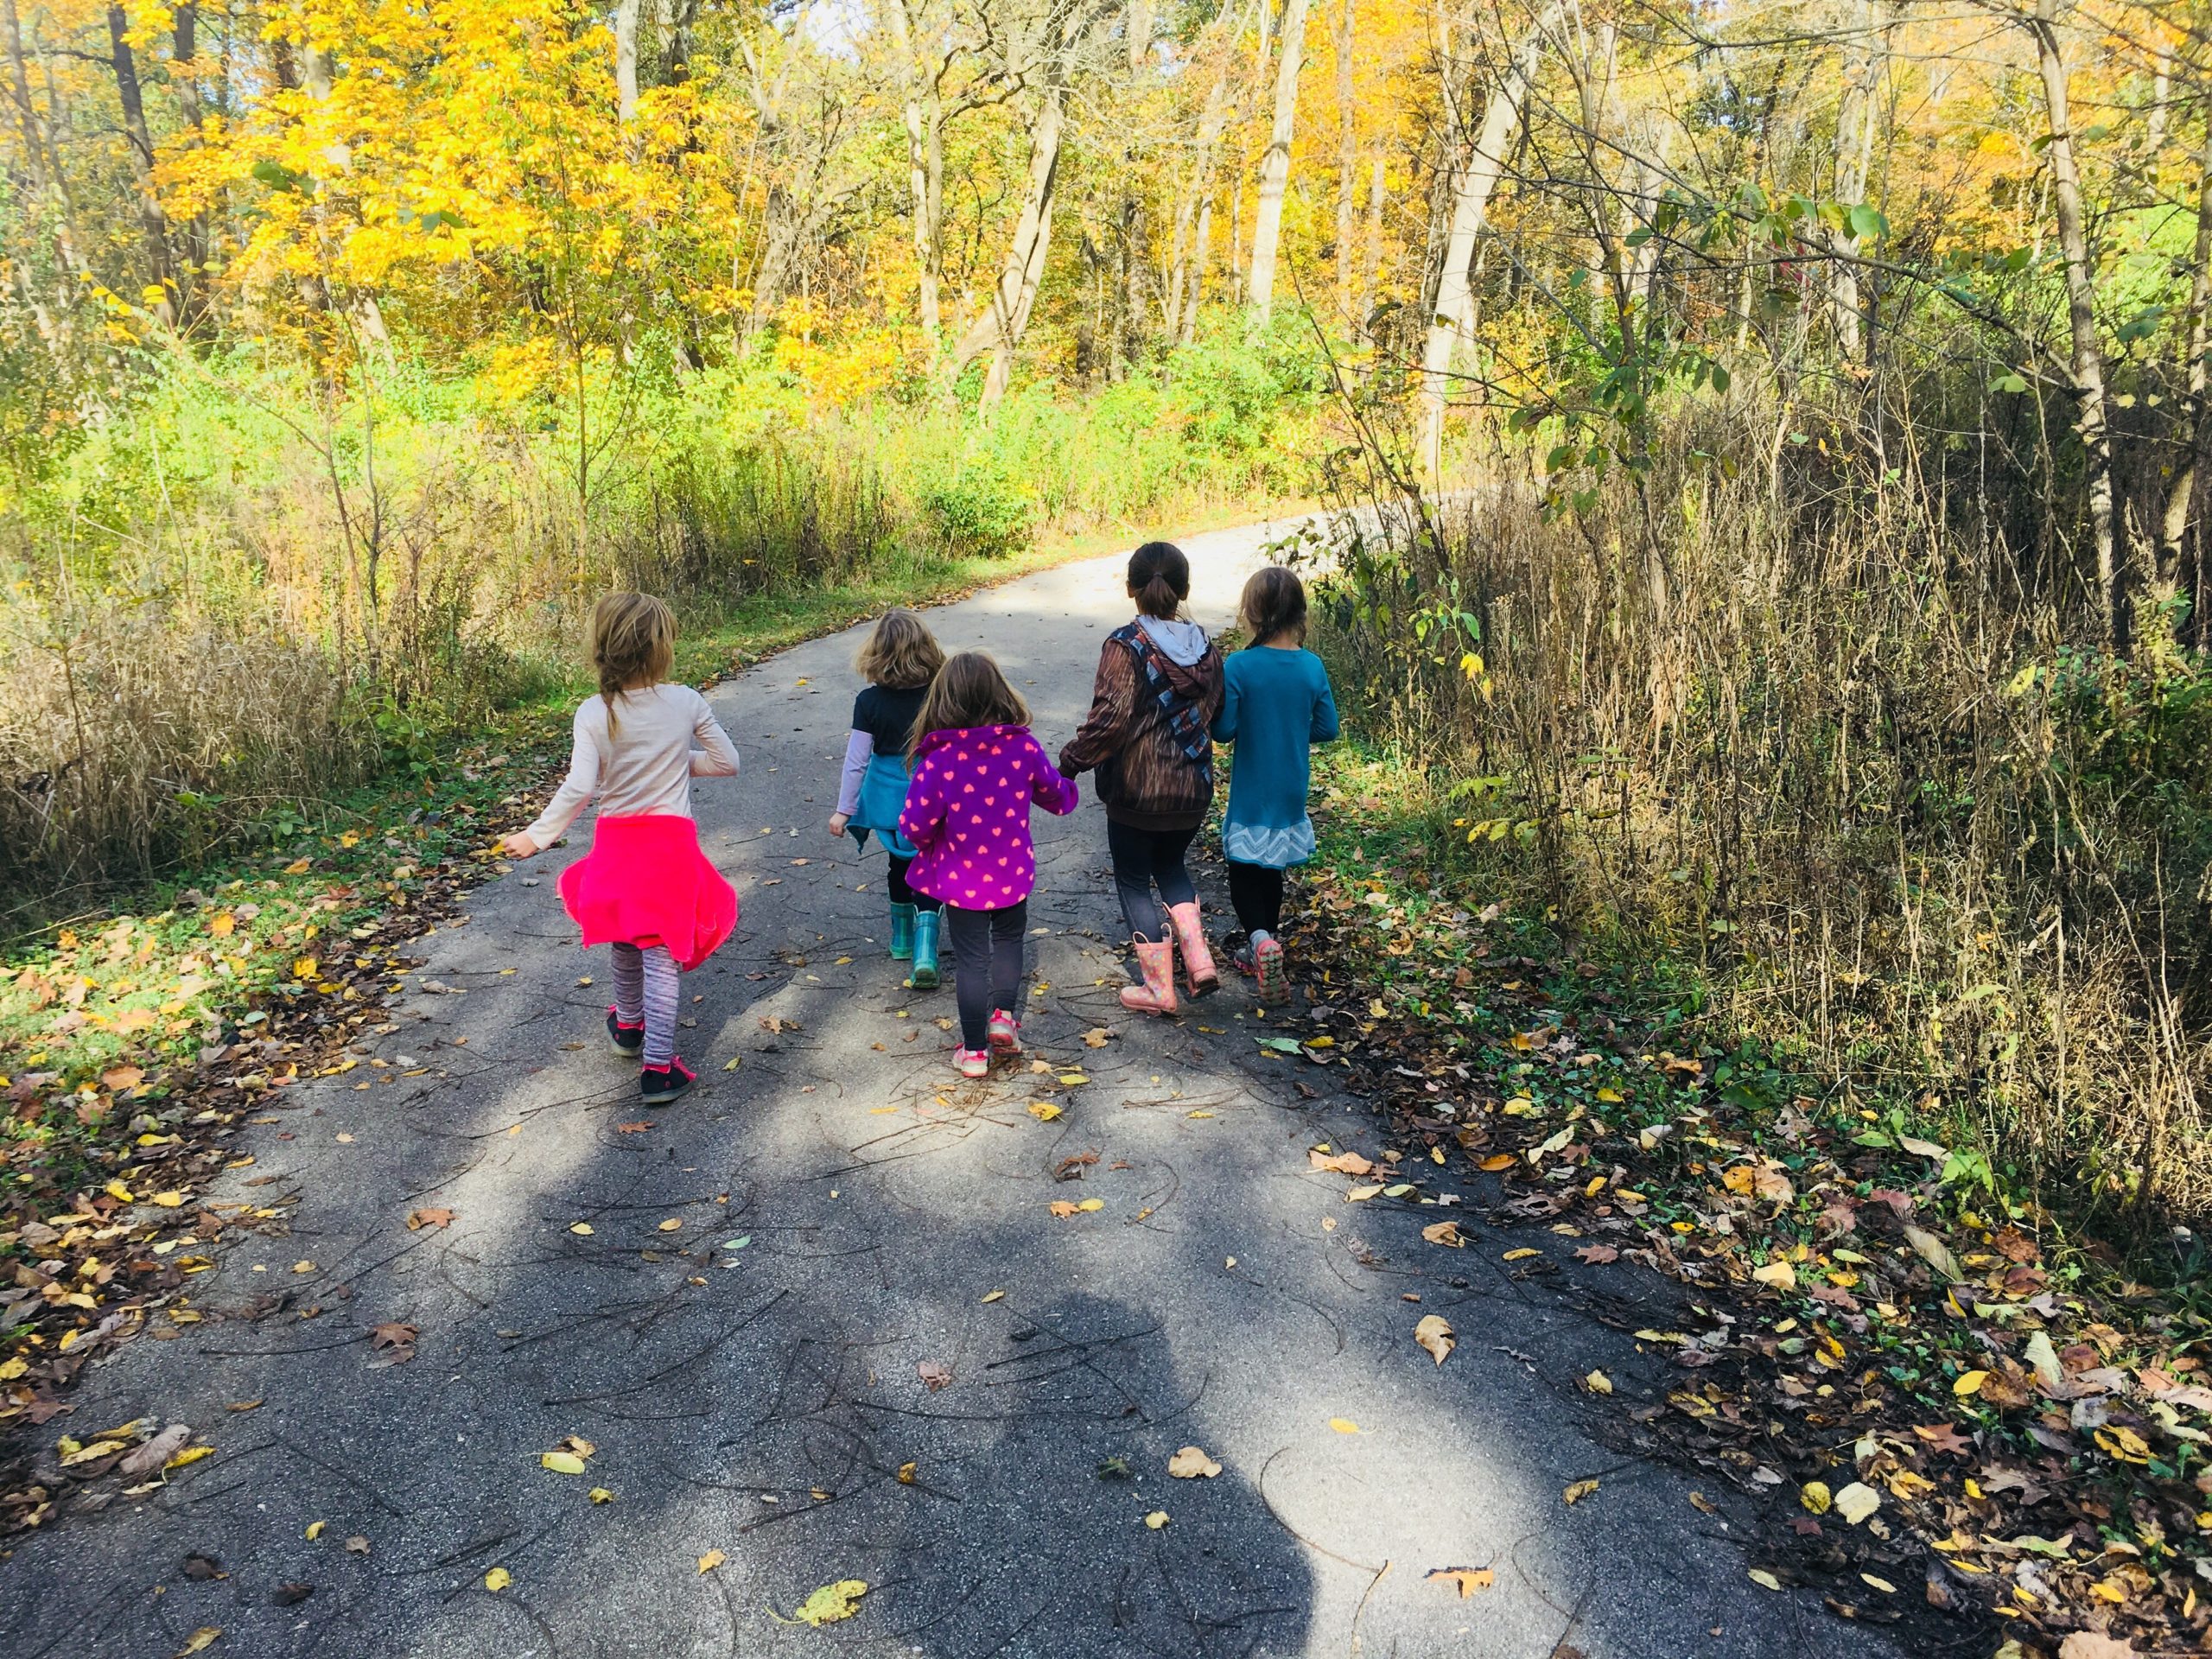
[946,900,1027,1049]
[887,855,940,913]
[1106,820,1198,941]
[1227,861,1285,936]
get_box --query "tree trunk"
[1353,156,1385,340]
[1420,5,1558,480]
[1827,0,1884,359]
[2158,118,2212,596]
[106,4,173,320]
[952,83,1065,409]
[171,3,209,322]
[615,0,640,124]
[1174,44,1236,342]
[884,0,943,335]
[2027,0,2123,648]
[656,0,696,85]
[1245,0,1311,321]
[1332,0,1354,310]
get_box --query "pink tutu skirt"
[557,814,737,972]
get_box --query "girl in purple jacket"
[898,652,1079,1077]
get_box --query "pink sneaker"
[988,1009,1021,1053]
[1254,936,1286,1001]
[954,1046,991,1079]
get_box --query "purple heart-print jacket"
[898,723,1079,911]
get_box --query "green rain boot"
[909,909,941,990]
[889,902,917,961]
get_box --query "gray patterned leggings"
[610,942,681,1067]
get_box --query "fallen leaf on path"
[174,1630,220,1656]
[982,1290,1005,1303]
[344,1535,370,1554]
[793,1580,866,1624]
[1414,1314,1456,1366]
[1832,1482,1881,1524]
[1427,1567,1494,1598]
[304,1521,326,1541]
[1751,1261,1796,1291]
[1574,1244,1619,1265]
[1584,1370,1612,1395]
[1503,1248,1538,1262]
[1860,1573,1897,1593]
[1478,1154,1516,1171]
[1328,1418,1359,1434]
[1167,1446,1221,1479]
[484,1567,511,1592]
[1057,1073,1089,1086]
[405,1208,454,1231]
[569,1223,594,1236]
[1953,1370,1987,1397]
[1749,1569,1783,1592]
[1801,1481,1833,1515]
[917,1360,953,1391]
[696,1550,726,1574]
[272,1584,313,1606]
[1562,1478,1600,1505]
[2058,1635,2141,1659]
[1143,1511,1169,1529]
[589,1488,614,1503]
[617,1122,652,1133]
[1345,1183,1383,1201]
[227,1400,263,1413]
[1309,1149,1375,1176]
[541,1452,587,1476]
[1083,1028,1112,1047]
[896,1463,917,1484]
[1027,1101,1062,1122]
[119,1423,193,1476]
[657,1218,683,1232]
[1421,1221,1464,1248]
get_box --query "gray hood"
[1137,616,1211,667]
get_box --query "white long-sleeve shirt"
[524,684,739,847]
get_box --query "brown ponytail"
[589,592,677,738]
[1128,541,1191,620]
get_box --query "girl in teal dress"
[1211,568,1339,1001]
[829,610,948,987]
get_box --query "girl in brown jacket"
[1058,542,1226,1014]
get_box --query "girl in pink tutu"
[501,593,739,1100]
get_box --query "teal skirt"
[852,752,917,858]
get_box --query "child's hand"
[500,832,539,860]
[827,812,850,838]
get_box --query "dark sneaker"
[639,1057,695,1101]
[607,1007,644,1058]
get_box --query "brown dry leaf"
[1308,1148,1376,1177]
[1083,1028,1112,1048]
[405,1208,454,1231]
[102,1065,145,1092]
[1421,1221,1465,1249]
[1414,1314,1456,1367]
[696,1549,727,1574]
[1903,1224,1962,1281]
[1562,1478,1600,1505]
[1167,1446,1222,1479]
[2057,1637,2140,1659]
[344,1535,370,1554]
[1573,1244,1619,1264]
[1427,1567,1495,1599]
[917,1360,953,1391]
[616,1121,653,1133]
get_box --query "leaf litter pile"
[1,742,557,1532]
[1282,860,2211,1658]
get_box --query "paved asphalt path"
[1,518,1903,1658]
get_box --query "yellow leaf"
[165,1445,213,1471]
[1167,1446,1222,1478]
[1414,1314,1456,1366]
[982,1290,1005,1303]
[1749,1569,1783,1592]
[657,1218,683,1232]
[1076,1198,1103,1212]
[484,1567,512,1592]
[1058,1073,1089,1086]
[1421,1221,1464,1248]
[1801,1481,1833,1516]
[696,1549,727,1574]
[1953,1370,1987,1396]
[1584,1370,1612,1395]
[541,1452,586,1475]
[1862,1573,1897,1595]
[175,1630,221,1655]
[1144,1510,1170,1529]
[1478,1154,1516,1171]
[589,1487,614,1503]
[150,1191,187,1209]
[208,912,236,938]
[1328,1418,1359,1434]
[1503,1248,1539,1262]
[569,1223,594,1236]
[1833,1482,1882,1524]
[2095,1424,2152,1465]
[305,1520,326,1541]
[1596,1087,1624,1103]
[283,858,311,875]
[1027,1101,1063,1122]
[1427,1567,1495,1598]
[292,957,318,981]
[1751,1261,1796,1291]
[105,1180,136,1203]
[897,1462,918,1484]
[793,1580,867,1624]
[1562,1478,1600,1505]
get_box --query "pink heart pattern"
[894,722,1079,912]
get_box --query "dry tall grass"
[1311,399,2212,1232]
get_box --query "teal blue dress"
[843,684,926,858]
[1211,647,1339,868]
